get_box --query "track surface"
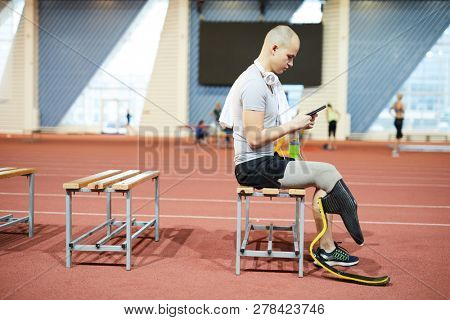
[0,135,449,299]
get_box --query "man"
[221,25,363,267]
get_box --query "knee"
[322,163,339,175]
[312,189,327,211]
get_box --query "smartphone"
[306,105,326,117]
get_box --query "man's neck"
[255,56,272,73]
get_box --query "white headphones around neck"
[254,59,279,87]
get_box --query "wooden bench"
[63,169,160,271]
[236,186,306,277]
[0,167,36,237]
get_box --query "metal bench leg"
[106,192,112,236]
[299,196,305,277]
[126,190,132,271]
[155,177,159,242]
[295,197,300,277]
[66,190,72,268]
[245,196,250,228]
[236,194,242,275]
[268,223,273,255]
[28,173,35,237]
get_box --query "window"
[290,0,323,24]
[370,26,450,133]
[0,0,25,82]
[60,0,168,133]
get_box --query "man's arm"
[243,110,314,149]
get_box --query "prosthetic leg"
[321,179,364,245]
[309,188,390,286]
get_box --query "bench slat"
[237,186,305,196]
[87,170,141,190]
[112,171,159,191]
[262,188,280,196]
[63,170,121,190]
[0,168,37,180]
[288,189,306,196]
[237,186,254,194]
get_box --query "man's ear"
[271,44,278,55]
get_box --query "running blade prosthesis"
[309,198,390,286]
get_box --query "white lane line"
[1,192,450,209]
[33,174,450,187]
[2,209,449,227]
[344,174,450,181]
[2,160,449,173]
[7,172,450,187]
[347,182,450,188]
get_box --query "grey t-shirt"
[228,64,280,165]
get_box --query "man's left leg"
[312,189,359,267]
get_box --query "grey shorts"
[278,160,342,193]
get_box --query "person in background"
[195,120,208,144]
[326,103,340,150]
[211,102,232,148]
[211,102,222,126]
[125,109,136,135]
[126,109,132,126]
[390,93,405,157]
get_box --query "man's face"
[271,37,300,74]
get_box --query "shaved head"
[257,25,300,74]
[264,25,300,49]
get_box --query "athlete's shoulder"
[238,65,265,88]
[230,65,263,93]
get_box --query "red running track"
[0,134,449,299]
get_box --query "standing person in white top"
[222,25,366,267]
